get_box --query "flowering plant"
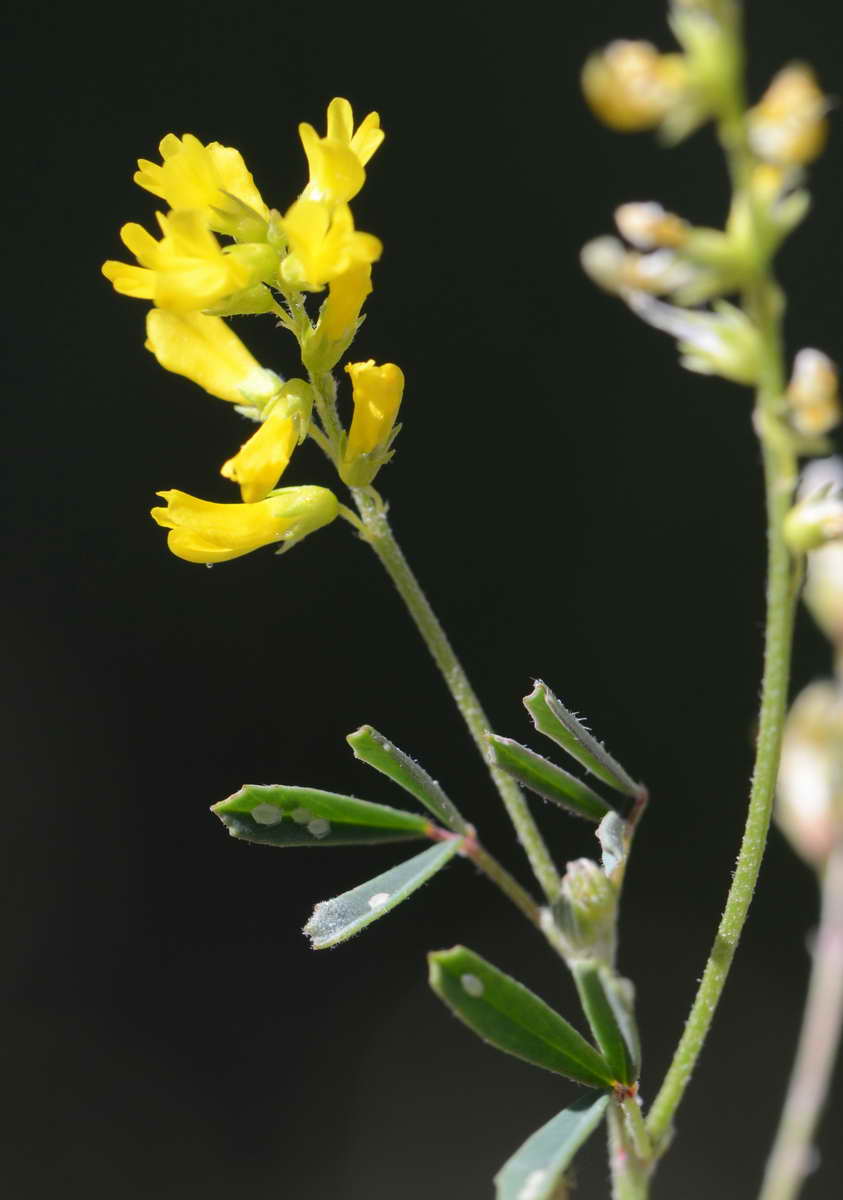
[103,4,843,1195]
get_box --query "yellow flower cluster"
[103,100,405,564]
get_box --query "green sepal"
[487,734,610,823]
[212,783,431,848]
[347,725,467,832]
[428,945,615,1089]
[571,961,636,1086]
[495,1093,610,1200]
[203,283,275,316]
[304,837,463,948]
[524,681,641,801]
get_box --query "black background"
[6,1,843,1196]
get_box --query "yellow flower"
[299,97,384,206]
[220,413,298,502]
[145,310,281,406]
[787,349,840,437]
[280,200,381,290]
[102,210,252,311]
[151,486,338,563]
[341,360,404,486]
[748,65,828,166]
[582,41,688,131]
[134,133,269,226]
[320,263,373,341]
[302,263,373,372]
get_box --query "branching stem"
[349,484,561,902]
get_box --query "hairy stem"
[608,1104,650,1200]
[758,843,843,1200]
[467,840,544,927]
[646,124,798,1149]
[350,485,561,902]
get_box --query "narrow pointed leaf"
[524,681,641,800]
[495,1093,610,1200]
[213,784,431,848]
[428,945,615,1089]
[572,961,636,1086]
[347,725,467,832]
[487,735,610,823]
[304,838,463,948]
[602,971,641,1079]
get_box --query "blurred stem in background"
[645,24,800,1153]
[759,841,843,1200]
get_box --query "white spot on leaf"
[251,803,284,826]
[307,818,331,839]
[291,807,313,825]
[368,892,390,909]
[519,1169,547,1200]
[460,973,484,997]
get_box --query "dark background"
[6,0,843,1195]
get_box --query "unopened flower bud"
[619,250,698,295]
[798,460,843,643]
[787,349,840,437]
[615,202,689,249]
[582,41,688,132]
[581,237,699,298]
[777,682,843,868]
[748,65,828,167]
[553,858,617,959]
[580,236,627,293]
[784,488,843,554]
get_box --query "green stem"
[336,503,365,533]
[308,369,344,449]
[351,484,561,902]
[646,128,799,1150]
[608,1103,650,1200]
[758,842,843,1200]
[467,840,544,927]
[622,1096,653,1163]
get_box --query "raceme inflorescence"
[103,100,399,563]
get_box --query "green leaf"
[524,681,641,801]
[304,838,463,948]
[487,735,610,823]
[212,784,431,848]
[571,961,636,1086]
[347,725,467,832]
[601,971,641,1080]
[495,1093,610,1200]
[428,945,615,1089]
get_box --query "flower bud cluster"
[103,101,405,564]
[553,858,618,963]
[579,5,826,394]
